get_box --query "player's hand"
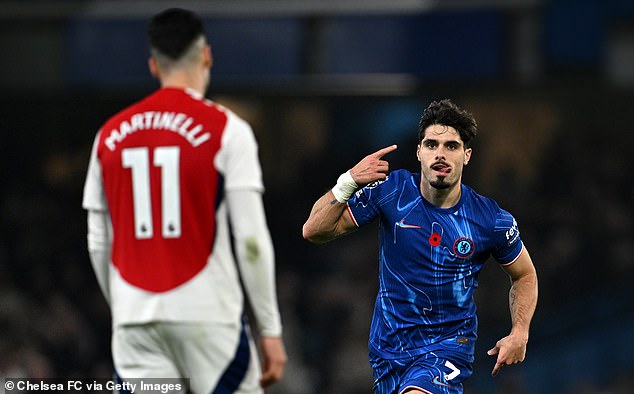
[350,145,398,186]
[487,333,528,377]
[259,336,287,387]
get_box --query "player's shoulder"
[361,168,411,192]
[462,184,516,223]
[463,184,494,203]
[463,184,504,214]
[177,89,233,126]
[146,87,231,126]
[382,168,416,187]
[200,98,253,134]
[389,168,414,181]
[359,169,415,203]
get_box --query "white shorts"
[112,321,262,394]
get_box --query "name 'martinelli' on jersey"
[104,111,211,151]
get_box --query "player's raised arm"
[302,145,397,243]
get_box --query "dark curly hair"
[418,99,478,148]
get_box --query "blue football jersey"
[347,169,523,362]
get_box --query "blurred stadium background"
[0,1,633,393]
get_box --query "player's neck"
[160,71,207,97]
[420,181,462,209]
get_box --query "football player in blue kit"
[303,99,538,394]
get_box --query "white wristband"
[331,170,358,203]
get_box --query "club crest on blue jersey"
[453,237,475,259]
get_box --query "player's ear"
[148,57,160,79]
[464,147,472,165]
[416,145,421,162]
[203,44,212,69]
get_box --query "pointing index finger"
[371,144,398,158]
[491,361,503,377]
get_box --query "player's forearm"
[87,210,112,302]
[508,271,538,339]
[237,231,283,337]
[302,190,351,243]
[227,190,283,336]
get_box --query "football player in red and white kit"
[82,8,286,393]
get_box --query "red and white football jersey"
[83,87,264,326]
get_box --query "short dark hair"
[147,8,205,60]
[418,99,477,148]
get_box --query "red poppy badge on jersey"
[429,233,442,247]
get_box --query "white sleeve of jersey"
[82,130,107,210]
[226,188,282,337]
[87,209,112,303]
[214,112,265,192]
[83,130,111,303]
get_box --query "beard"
[430,178,451,189]
[429,172,461,190]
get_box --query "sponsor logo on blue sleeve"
[505,219,520,246]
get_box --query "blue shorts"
[370,351,473,394]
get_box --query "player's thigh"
[162,321,262,394]
[112,323,183,384]
[400,353,471,394]
[370,354,406,394]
